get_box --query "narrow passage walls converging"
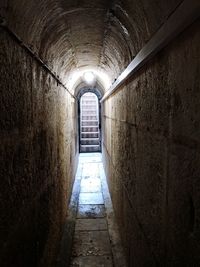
[0,1,200,266]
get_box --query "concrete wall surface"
[102,20,200,266]
[0,30,78,267]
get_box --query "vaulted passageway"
[0,0,200,266]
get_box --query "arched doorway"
[78,90,102,152]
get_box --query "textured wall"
[0,29,78,267]
[1,0,183,89]
[102,20,200,266]
[1,0,200,266]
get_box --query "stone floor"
[70,153,126,267]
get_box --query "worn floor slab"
[77,204,106,218]
[75,218,107,231]
[69,153,126,267]
[72,231,111,257]
[70,255,113,267]
[80,177,101,193]
[81,164,99,177]
[79,192,104,205]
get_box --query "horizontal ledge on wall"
[0,19,75,99]
[101,0,200,103]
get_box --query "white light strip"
[66,69,111,92]
[83,71,95,84]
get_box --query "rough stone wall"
[0,29,78,267]
[102,20,200,266]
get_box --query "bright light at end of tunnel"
[83,71,95,84]
[65,69,112,92]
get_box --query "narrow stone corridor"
[0,1,200,266]
[69,153,126,267]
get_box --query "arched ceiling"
[1,0,182,93]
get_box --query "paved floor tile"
[75,218,107,231]
[82,165,100,177]
[72,231,111,257]
[79,193,104,205]
[80,177,101,193]
[68,153,126,267]
[77,204,106,218]
[70,255,113,267]
[79,153,101,164]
